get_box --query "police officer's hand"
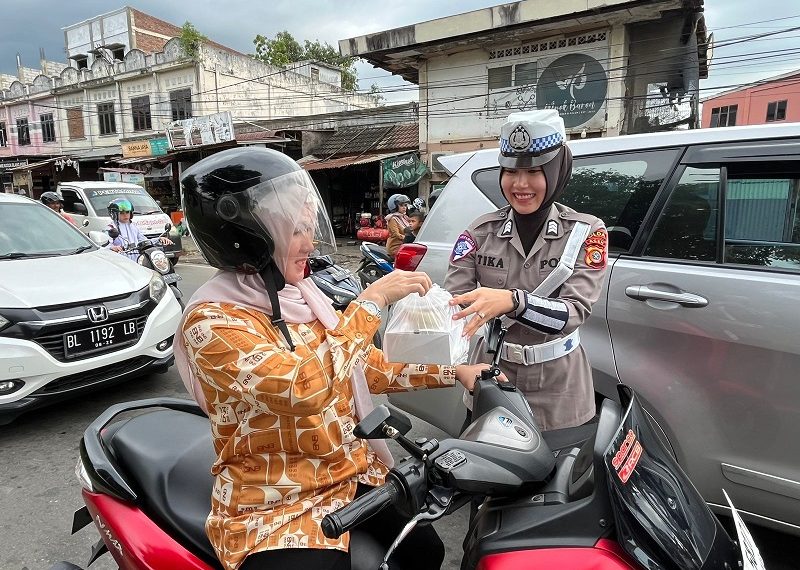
[358,270,433,309]
[159,237,174,245]
[450,287,515,339]
[455,364,508,392]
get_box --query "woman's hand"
[455,364,508,392]
[110,245,123,253]
[358,270,433,309]
[159,237,174,245]
[450,287,515,338]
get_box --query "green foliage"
[179,21,207,59]
[252,30,359,91]
[369,83,386,105]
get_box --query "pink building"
[701,70,800,128]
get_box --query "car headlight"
[149,274,167,303]
[0,315,10,333]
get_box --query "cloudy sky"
[1,0,798,100]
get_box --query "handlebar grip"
[321,478,402,539]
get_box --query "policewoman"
[445,110,608,432]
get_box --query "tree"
[252,31,358,91]
[178,21,207,59]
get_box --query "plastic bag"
[383,284,470,365]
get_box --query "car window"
[644,166,720,262]
[473,150,678,252]
[723,164,800,270]
[60,188,85,214]
[86,187,161,216]
[0,203,92,256]
[561,150,680,252]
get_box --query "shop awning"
[298,151,407,172]
[75,145,123,162]
[114,155,174,166]
[8,156,64,172]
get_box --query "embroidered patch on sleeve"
[584,229,607,269]
[451,232,477,262]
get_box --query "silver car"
[390,122,800,536]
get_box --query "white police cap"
[499,110,566,168]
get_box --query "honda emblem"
[87,305,109,323]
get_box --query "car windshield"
[86,187,163,216]
[603,385,735,569]
[0,202,94,258]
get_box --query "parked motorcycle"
[308,254,361,311]
[50,319,763,570]
[356,242,394,289]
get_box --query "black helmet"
[40,191,62,207]
[108,198,134,222]
[180,147,335,276]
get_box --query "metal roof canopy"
[298,151,407,171]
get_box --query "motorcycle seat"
[106,409,223,569]
[362,243,392,263]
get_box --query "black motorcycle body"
[356,243,394,289]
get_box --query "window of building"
[709,105,737,128]
[97,102,116,135]
[67,107,85,140]
[131,95,152,131]
[74,56,88,70]
[40,113,56,143]
[311,67,320,82]
[112,47,125,61]
[766,100,787,122]
[16,118,30,146]
[488,66,512,90]
[170,88,192,121]
[0,122,6,147]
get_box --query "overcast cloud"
[1,0,798,100]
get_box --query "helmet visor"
[115,199,133,213]
[248,170,336,275]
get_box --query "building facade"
[341,0,708,195]
[701,70,800,128]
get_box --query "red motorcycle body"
[477,539,636,570]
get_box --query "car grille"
[31,356,156,396]
[35,315,149,362]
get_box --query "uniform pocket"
[478,265,509,288]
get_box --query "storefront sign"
[537,52,608,128]
[167,111,234,149]
[0,159,28,171]
[103,171,146,188]
[122,137,171,158]
[382,153,428,189]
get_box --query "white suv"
[0,193,182,424]
[392,123,800,536]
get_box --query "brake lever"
[379,488,453,570]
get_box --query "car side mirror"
[88,230,110,247]
[73,203,88,215]
[164,223,172,232]
[354,404,412,439]
[81,219,90,227]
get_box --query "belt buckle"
[506,343,526,365]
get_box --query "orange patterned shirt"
[182,301,456,570]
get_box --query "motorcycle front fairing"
[604,385,741,570]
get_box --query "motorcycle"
[114,223,184,310]
[308,253,361,311]
[356,242,394,289]
[50,319,763,570]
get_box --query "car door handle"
[625,285,708,307]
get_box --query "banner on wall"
[382,153,428,189]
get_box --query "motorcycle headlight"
[0,314,10,333]
[149,274,167,303]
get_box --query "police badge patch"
[546,220,558,236]
[499,219,513,237]
[584,229,608,269]
[451,232,477,262]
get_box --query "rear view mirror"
[164,223,172,232]
[485,318,505,355]
[81,219,90,227]
[88,230,110,247]
[354,405,412,439]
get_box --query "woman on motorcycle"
[106,198,173,261]
[385,193,411,260]
[174,147,489,570]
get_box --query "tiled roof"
[312,123,418,157]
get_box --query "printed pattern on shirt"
[518,293,569,334]
[183,302,455,570]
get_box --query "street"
[0,262,795,569]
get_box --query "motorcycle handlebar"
[321,477,403,539]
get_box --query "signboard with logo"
[537,51,608,129]
[122,137,171,158]
[0,159,29,171]
[102,171,146,188]
[382,153,429,190]
[166,111,234,149]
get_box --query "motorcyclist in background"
[106,198,173,261]
[40,191,76,225]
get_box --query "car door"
[59,187,90,232]
[606,141,800,530]
[390,147,681,436]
